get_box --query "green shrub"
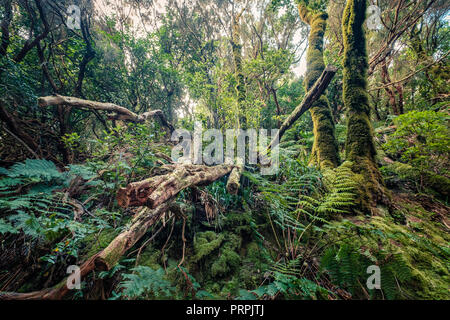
[384,111,449,180]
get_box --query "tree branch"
[38,95,175,132]
[267,65,338,151]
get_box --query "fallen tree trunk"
[0,162,237,300]
[95,202,173,271]
[117,164,235,208]
[38,95,174,133]
[267,65,338,152]
[0,162,236,300]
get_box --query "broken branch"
[0,201,173,300]
[226,158,244,195]
[117,164,235,209]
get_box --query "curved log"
[38,95,174,132]
[0,202,172,300]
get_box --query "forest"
[0,0,448,301]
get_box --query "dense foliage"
[0,0,448,301]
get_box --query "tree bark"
[226,158,244,195]
[117,164,235,209]
[381,60,399,115]
[267,65,338,152]
[38,95,174,133]
[95,202,173,271]
[231,9,247,129]
[297,3,340,169]
[342,0,389,210]
[0,201,173,300]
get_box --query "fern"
[299,161,358,219]
[0,159,106,263]
[244,143,323,232]
[4,159,64,182]
[247,271,329,300]
[0,218,19,234]
[320,242,412,299]
[120,266,176,299]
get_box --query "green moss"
[222,211,253,235]
[239,242,270,289]
[341,0,390,209]
[297,3,340,169]
[192,231,224,262]
[349,158,389,213]
[382,162,450,198]
[324,199,450,299]
[209,233,242,278]
[138,245,162,270]
[81,228,120,258]
[211,249,241,277]
[220,276,240,296]
[342,0,376,162]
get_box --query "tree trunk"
[381,60,399,115]
[0,202,172,300]
[117,164,235,208]
[231,12,247,129]
[297,3,340,169]
[0,161,236,300]
[38,95,174,133]
[226,158,244,195]
[342,0,389,210]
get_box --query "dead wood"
[0,201,173,300]
[117,164,234,208]
[38,95,174,133]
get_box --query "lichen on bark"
[297,2,340,169]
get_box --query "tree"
[296,0,340,169]
[342,0,388,209]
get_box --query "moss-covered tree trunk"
[231,12,247,129]
[342,0,388,209]
[297,3,340,169]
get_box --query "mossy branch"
[267,65,338,152]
